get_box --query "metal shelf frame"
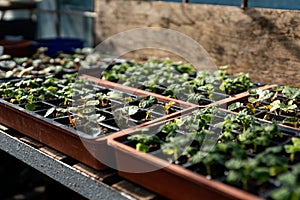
[0,128,132,200]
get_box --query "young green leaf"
[270,188,291,200]
[284,137,300,162]
[25,103,36,111]
[138,96,157,108]
[282,86,300,100]
[228,102,243,111]
[136,143,149,153]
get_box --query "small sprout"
[163,101,175,115]
[225,158,261,190]
[162,135,192,161]
[115,105,139,125]
[124,97,133,104]
[145,109,153,121]
[191,150,225,176]
[284,137,300,162]
[173,63,195,73]
[24,94,37,111]
[245,103,256,114]
[128,132,161,153]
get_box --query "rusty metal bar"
[241,0,248,9]
[55,0,60,38]
[36,9,97,18]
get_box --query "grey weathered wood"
[112,180,157,200]
[95,1,300,87]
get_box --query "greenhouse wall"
[95,0,300,87]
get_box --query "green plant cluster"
[0,70,178,136]
[102,59,254,103]
[129,106,300,199]
[0,73,76,110]
[0,47,104,78]
[229,86,300,128]
[2,49,300,198]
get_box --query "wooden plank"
[0,124,9,131]
[95,1,300,87]
[39,146,66,160]
[19,136,44,148]
[73,163,120,184]
[112,180,158,200]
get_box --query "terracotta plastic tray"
[108,107,299,200]
[0,75,196,170]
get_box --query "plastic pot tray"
[108,107,299,200]
[0,75,196,170]
[224,84,300,131]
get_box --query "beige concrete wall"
[94,0,300,87]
